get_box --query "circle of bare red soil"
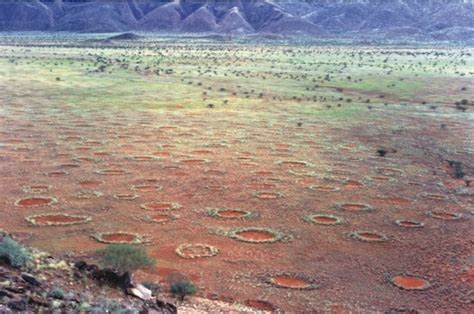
[253,170,274,177]
[95,169,128,175]
[247,183,277,190]
[93,232,149,244]
[15,197,58,207]
[390,275,431,290]
[132,185,162,192]
[205,185,228,191]
[349,231,388,242]
[45,171,69,177]
[180,159,209,165]
[278,160,308,167]
[142,213,176,224]
[113,194,140,201]
[230,227,285,243]
[79,180,104,187]
[74,190,104,199]
[266,273,319,290]
[59,163,80,169]
[128,156,159,161]
[175,243,219,259]
[395,220,424,228]
[370,175,396,183]
[381,197,412,205]
[26,213,91,226]
[308,185,340,192]
[140,202,181,211]
[306,214,344,226]
[423,194,448,201]
[344,180,363,188]
[244,300,276,312]
[376,167,404,176]
[336,203,373,212]
[208,208,252,219]
[253,191,283,200]
[22,185,51,194]
[427,210,462,220]
[204,169,225,175]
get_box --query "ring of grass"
[140,202,182,211]
[175,243,219,259]
[307,185,340,192]
[92,232,150,244]
[21,185,52,194]
[206,208,253,220]
[394,220,424,228]
[228,227,286,244]
[349,230,389,242]
[26,213,91,226]
[304,214,344,226]
[427,210,462,220]
[141,213,178,224]
[252,191,284,200]
[113,194,140,201]
[73,190,104,199]
[335,203,374,212]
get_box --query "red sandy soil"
[0,101,473,312]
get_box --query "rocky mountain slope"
[0,1,472,40]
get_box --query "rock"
[74,261,88,271]
[0,289,13,298]
[156,299,177,314]
[28,295,49,307]
[7,299,27,311]
[21,273,41,287]
[92,269,132,289]
[127,284,153,301]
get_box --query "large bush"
[0,235,31,268]
[96,244,155,276]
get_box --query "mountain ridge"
[0,0,472,40]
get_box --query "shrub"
[0,235,31,268]
[96,244,155,276]
[168,273,197,301]
[49,287,65,299]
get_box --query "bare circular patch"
[176,243,219,259]
[253,191,283,200]
[308,185,340,192]
[142,213,177,224]
[140,202,181,211]
[349,231,388,242]
[113,194,140,201]
[207,208,253,220]
[227,227,286,244]
[93,232,149,244]
[73,190,104,199]
[78,180,104,187]
[336,203,373,212]
[390,275,431,291]
[95,169,128,175]
[278,160,309,167]
[131,185,162,192]
[265,272,319,290]
[22,185,52,194]
[15,197,58,207]
[427,210,462,220]
[26,213,91,226]
[305,214,344,226]
[395,220,424,228]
